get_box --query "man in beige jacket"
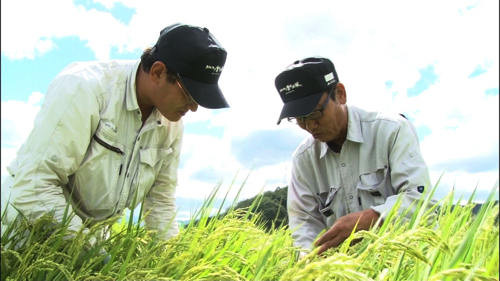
[274,57,434,256]
[1,23,229,245]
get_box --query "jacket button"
[51,155,59,161]
[349,195,353,199]
[341,163,345,167]
[117,209,121,214]
[157,120,161,125]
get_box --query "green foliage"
[1,178,498,281]
[221,186,289,232]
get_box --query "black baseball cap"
[275,57,339,124]
[151,23,229,109]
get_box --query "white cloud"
[1,0,129,60]
[1,92,44,177]
[34,39,56,57]
[177,133,243,198]
[181,106,222,124]
[27,92,44,105]
[1,148,17,180]
[430,170,499,203]
[93,0,116,9]
[93,0,140,9]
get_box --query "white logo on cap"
[280,82,302,94]
[325,72,336,85]
[206,65,223,73]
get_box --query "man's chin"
[162,113,183,122]
[315,135,333,143]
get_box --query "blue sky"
[1,0,499,220]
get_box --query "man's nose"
[189,103,199,112]
[305,119,318,131]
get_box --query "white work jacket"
[288,105,432,250]
[2,60,182,240]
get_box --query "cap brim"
[178,74,229,109]
[277,91,323,124]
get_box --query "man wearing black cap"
[275,57,433,256]
[1,23,228,250]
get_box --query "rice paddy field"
[1,180,498,281]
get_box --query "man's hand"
[314,208,381,255]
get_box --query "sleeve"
[287,157,327,251]
[142,125,183,241]
[370,118,435,220]
[9,73,101,233]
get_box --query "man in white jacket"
[1,23,229,244]
[274,57,433,255]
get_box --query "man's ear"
[150,61,167,82]
[336,82,347,104]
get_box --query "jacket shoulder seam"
[293,141,316,159]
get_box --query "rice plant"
[1,178,498,280]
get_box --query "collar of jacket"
[320,104,365,158]
[126,60,142,112]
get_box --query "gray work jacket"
[288,105,432,250]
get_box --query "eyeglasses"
[287,85,335,125]
[174,74,195,105]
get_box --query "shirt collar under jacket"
[125,60,142,111]
[319,105,365,158]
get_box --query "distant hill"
[186,187,498,230]
[471,201,499,215]
[221,186,288,231]
[440,200,499,216]
[185,186,288,232]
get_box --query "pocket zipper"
[93,135,125,155]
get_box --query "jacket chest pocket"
[317,187,339,220]
[356,167,389,208]
[133,147,173,199]
[72,122,124,213]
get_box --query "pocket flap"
[358,166,388,187]
[326,187,338,206]
[317,187,338,208]
[140,147,173,167]
[359,172,380,187]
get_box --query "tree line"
[188,186,498,232]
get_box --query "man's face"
[297,87,348,144]
[153,73,199,122]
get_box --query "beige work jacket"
[2,60,182,240]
